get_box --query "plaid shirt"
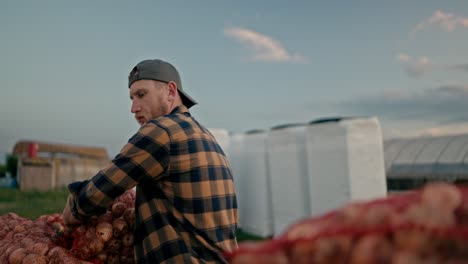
[69,105,238,263]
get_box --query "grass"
[235,229,265,242]
[0,188,265,242]
[0,187,69,219]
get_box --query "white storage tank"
[228,132,247,228]
[239,129,274,237]
[305,117,387,216]
[267,123,310,235]
[208,128,231,156]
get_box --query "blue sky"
[1,0,467,160]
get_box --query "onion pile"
[0,190,136,264]
[226,182,468,264]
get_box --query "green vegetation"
[6,155,18,178]
[0,163,5,177]
[0,187,68,219]
[0,188,265,242]
[236,229,265,242]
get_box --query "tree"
[0,163,5,178]
[6,155,18,178]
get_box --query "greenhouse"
[384,133,468,190]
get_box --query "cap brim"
[179,89,197,108]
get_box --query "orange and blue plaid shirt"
[68,105,238,263]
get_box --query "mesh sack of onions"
[57,189,136,263]
[0,212,92,263]
[226,182,468,264]
[0,189,136,264]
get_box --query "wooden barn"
[12,140,110,191]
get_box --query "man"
[62,59,238,263]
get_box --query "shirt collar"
[170,105,190,115]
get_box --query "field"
[0,187,68,219]
[0,187,263,241]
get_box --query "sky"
[1,0,468,161]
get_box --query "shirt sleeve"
[69,122,170,219]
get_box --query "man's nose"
[131,100,140,113]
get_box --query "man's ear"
[167,81,178,100]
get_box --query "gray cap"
[128,59,197,108]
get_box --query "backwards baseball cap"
[128,59,197,108]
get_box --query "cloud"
[396,53,432,77]
[397,53,409,62]
[337,84,468,123]
[397,54,468,76]
[224,27,305,62]
[411,10,468,36]
[449,63,468,72]
[415,122,468,137]
[330,84,468,139]
[380,120,468,139]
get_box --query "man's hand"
[62,194,82,226]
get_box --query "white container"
[228,133,247,228]
[267,123,310,235]
[239,130,274,237]
[305,117,387,217]
[208,128,231,156]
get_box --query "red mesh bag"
[226,182,468,263]
[0,189,136,264]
